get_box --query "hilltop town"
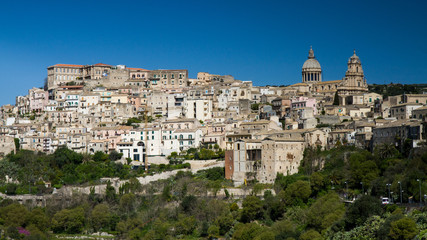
[0,48,426,186]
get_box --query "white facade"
[185,99,212,122]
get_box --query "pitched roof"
[128,67,150,71]
[94,63,111,66]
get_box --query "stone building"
[0,136,16,158]
[390,103,423,120]
[257,137,305,183]
[290,48,369,97]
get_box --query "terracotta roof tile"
[94,63,111,66]
[128,67,150,71]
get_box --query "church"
[290,47,368,97]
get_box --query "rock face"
[0,161,225,207]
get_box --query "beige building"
[290,48,368,97]
[148,69,188,89]
[390,103,423,120]
[47,64,84,90]
[0,136,16,158]
[258,137,305,183]
[403,94,427,105]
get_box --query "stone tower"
[338,50,368,95]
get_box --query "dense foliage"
[368,83,427,99]
[0,147,189,195]
[0,145,426,239]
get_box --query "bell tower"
[344,50,366,88]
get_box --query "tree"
[345,195,383,229]
[0,203,29,227]
[105,181,117,203]
[333,91,340,105]
[28,208,50,232]
[271,219,298,240]
[91,204,111,231]
[109,150,123,161]
[120,193,136,215]
[125,117,141,126]
[306,192,345,231]
[232,222,270,240]
[251,103,260,111]
[389,217,418,240]
[175,214,197,235]
[241,196,263,222]
[93,151,108,162]
[14,138,20,151]
[300,229,322,240]
[0,160,19,182]
[281,180,312,206]
[51,207,85,234]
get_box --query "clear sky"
[0,0,426,105]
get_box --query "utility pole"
[417,179,422,206]
[398,181,402,204]
[360,182,364,195]
[345,181,348,200]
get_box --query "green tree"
[0,203,29,227]
[120,193,136,215]
[51,207,85,234]
[281,180,312,206]
[271,219,298,239]
[14,138,20,150]
[175,214,197,235]
[125,117,141,126]
[93,151,109,162]
[208,224,220,238]
[306,192,345,231]
[251,103,260,111]
[241,196,263,222]
[389,217,418,240]
[232,222,270,240]
[109,150,123,161]
[91,204,111,231]
[0,160,19,182]
[28,208,50,232]
[105,181,117,203]
[300,229,322,240]
[345,195,383,229]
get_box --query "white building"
[185,99,212,122]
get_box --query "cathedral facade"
[291,48,368,97]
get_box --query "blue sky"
[0,0,426,105]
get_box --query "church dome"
[302,59,321,69]
[301,47,322,83]
[302,47,321,70]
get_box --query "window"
[171,74,175,79]
[133,149,138,152]
[133,154,140,161]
